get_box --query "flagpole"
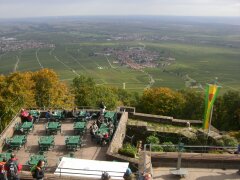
[208,106,214,135]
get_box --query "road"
[36,49,44,69]
[13,55,20,72]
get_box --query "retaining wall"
[0,114,21,153]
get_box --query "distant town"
[100,47,176,70]
[0,37,55,53]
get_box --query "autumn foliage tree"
[0,69,72,132]
[138,87,185,117]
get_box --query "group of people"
[20,109,40,123]
[0,153,45,180]
[123,168,152,180]
[20,109,33,123]
[90,120,114,146]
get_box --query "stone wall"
[129,112,202,127]
[0,114,21,153]
[107,112,128,155]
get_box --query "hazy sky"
[0,0,239,18]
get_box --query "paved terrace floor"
[9,118,108,172]
[153,167,240,180]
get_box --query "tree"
[138,87,185,117]
[179,90,205,120]
[71,75,118,110]
[71,75,96,107]
[213,91,240,130]
[0,72,35,131]
[0,69,72,132]
[32,69,72,108]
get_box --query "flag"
[203,84,220,129]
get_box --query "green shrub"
[151,145,163,152]
[222,135,238,147]
[215,139,224,146]
[146,135,160,144]
[162,142,176,152]
[118,143,137,158]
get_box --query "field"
[0,16,239,93]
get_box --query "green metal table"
[9,135,27,149]
[104,111,117,122]
[97,128,109,135]
[73,121,86,135]
[29,110,40,123]
[38,136,55,151]
[29,110,40,117]
[75,111,87,121]
[0,153,11,161]
[52,110,64,120]
[65,136,81,151]
[21,122,34,134]
[26,154,47,168]
[46,122,61,134]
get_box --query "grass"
[1,24,239,93]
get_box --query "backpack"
[7,161,18,178]
[0,162,6,174]
[101,171,110,180]
[30,165,37,178]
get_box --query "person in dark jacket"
[6,154,22,180]
[35,160,45,180]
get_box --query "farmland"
[0,16,239,93]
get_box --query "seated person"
[90,122,98,136]
[27,113,33,122]
[102,132,109,145]
[72,108,78,118]
[20,109,29,122]
[109,128,114,137]
[85,111,91,120]
[123,168,133,180]
[96,134,103,144]
[45,110,52,121]
[92,123,99,134]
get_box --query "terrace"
[0,109,119,179]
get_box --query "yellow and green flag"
[203,84,221,129]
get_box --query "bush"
[222,135,238,147]
[162,142,176,152]
[151,145,163,152]
[146,135,160,144]
[118,143,137,158]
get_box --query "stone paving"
[153,167,240,180]
[10,118,108,172]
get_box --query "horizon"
[0,0,239,19]
[1,15,240,26]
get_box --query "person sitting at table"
[27,113,33,122]
[34,110,41,123]
[85,111,91,120]
[101,132,109,145]
[92,123,99,134]
[90,122,98,137]
[96,133,103,145]
[45,111,52,122]
[72,108,78,118]
[20,109,29,123]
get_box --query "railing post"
[143,144,147,174]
